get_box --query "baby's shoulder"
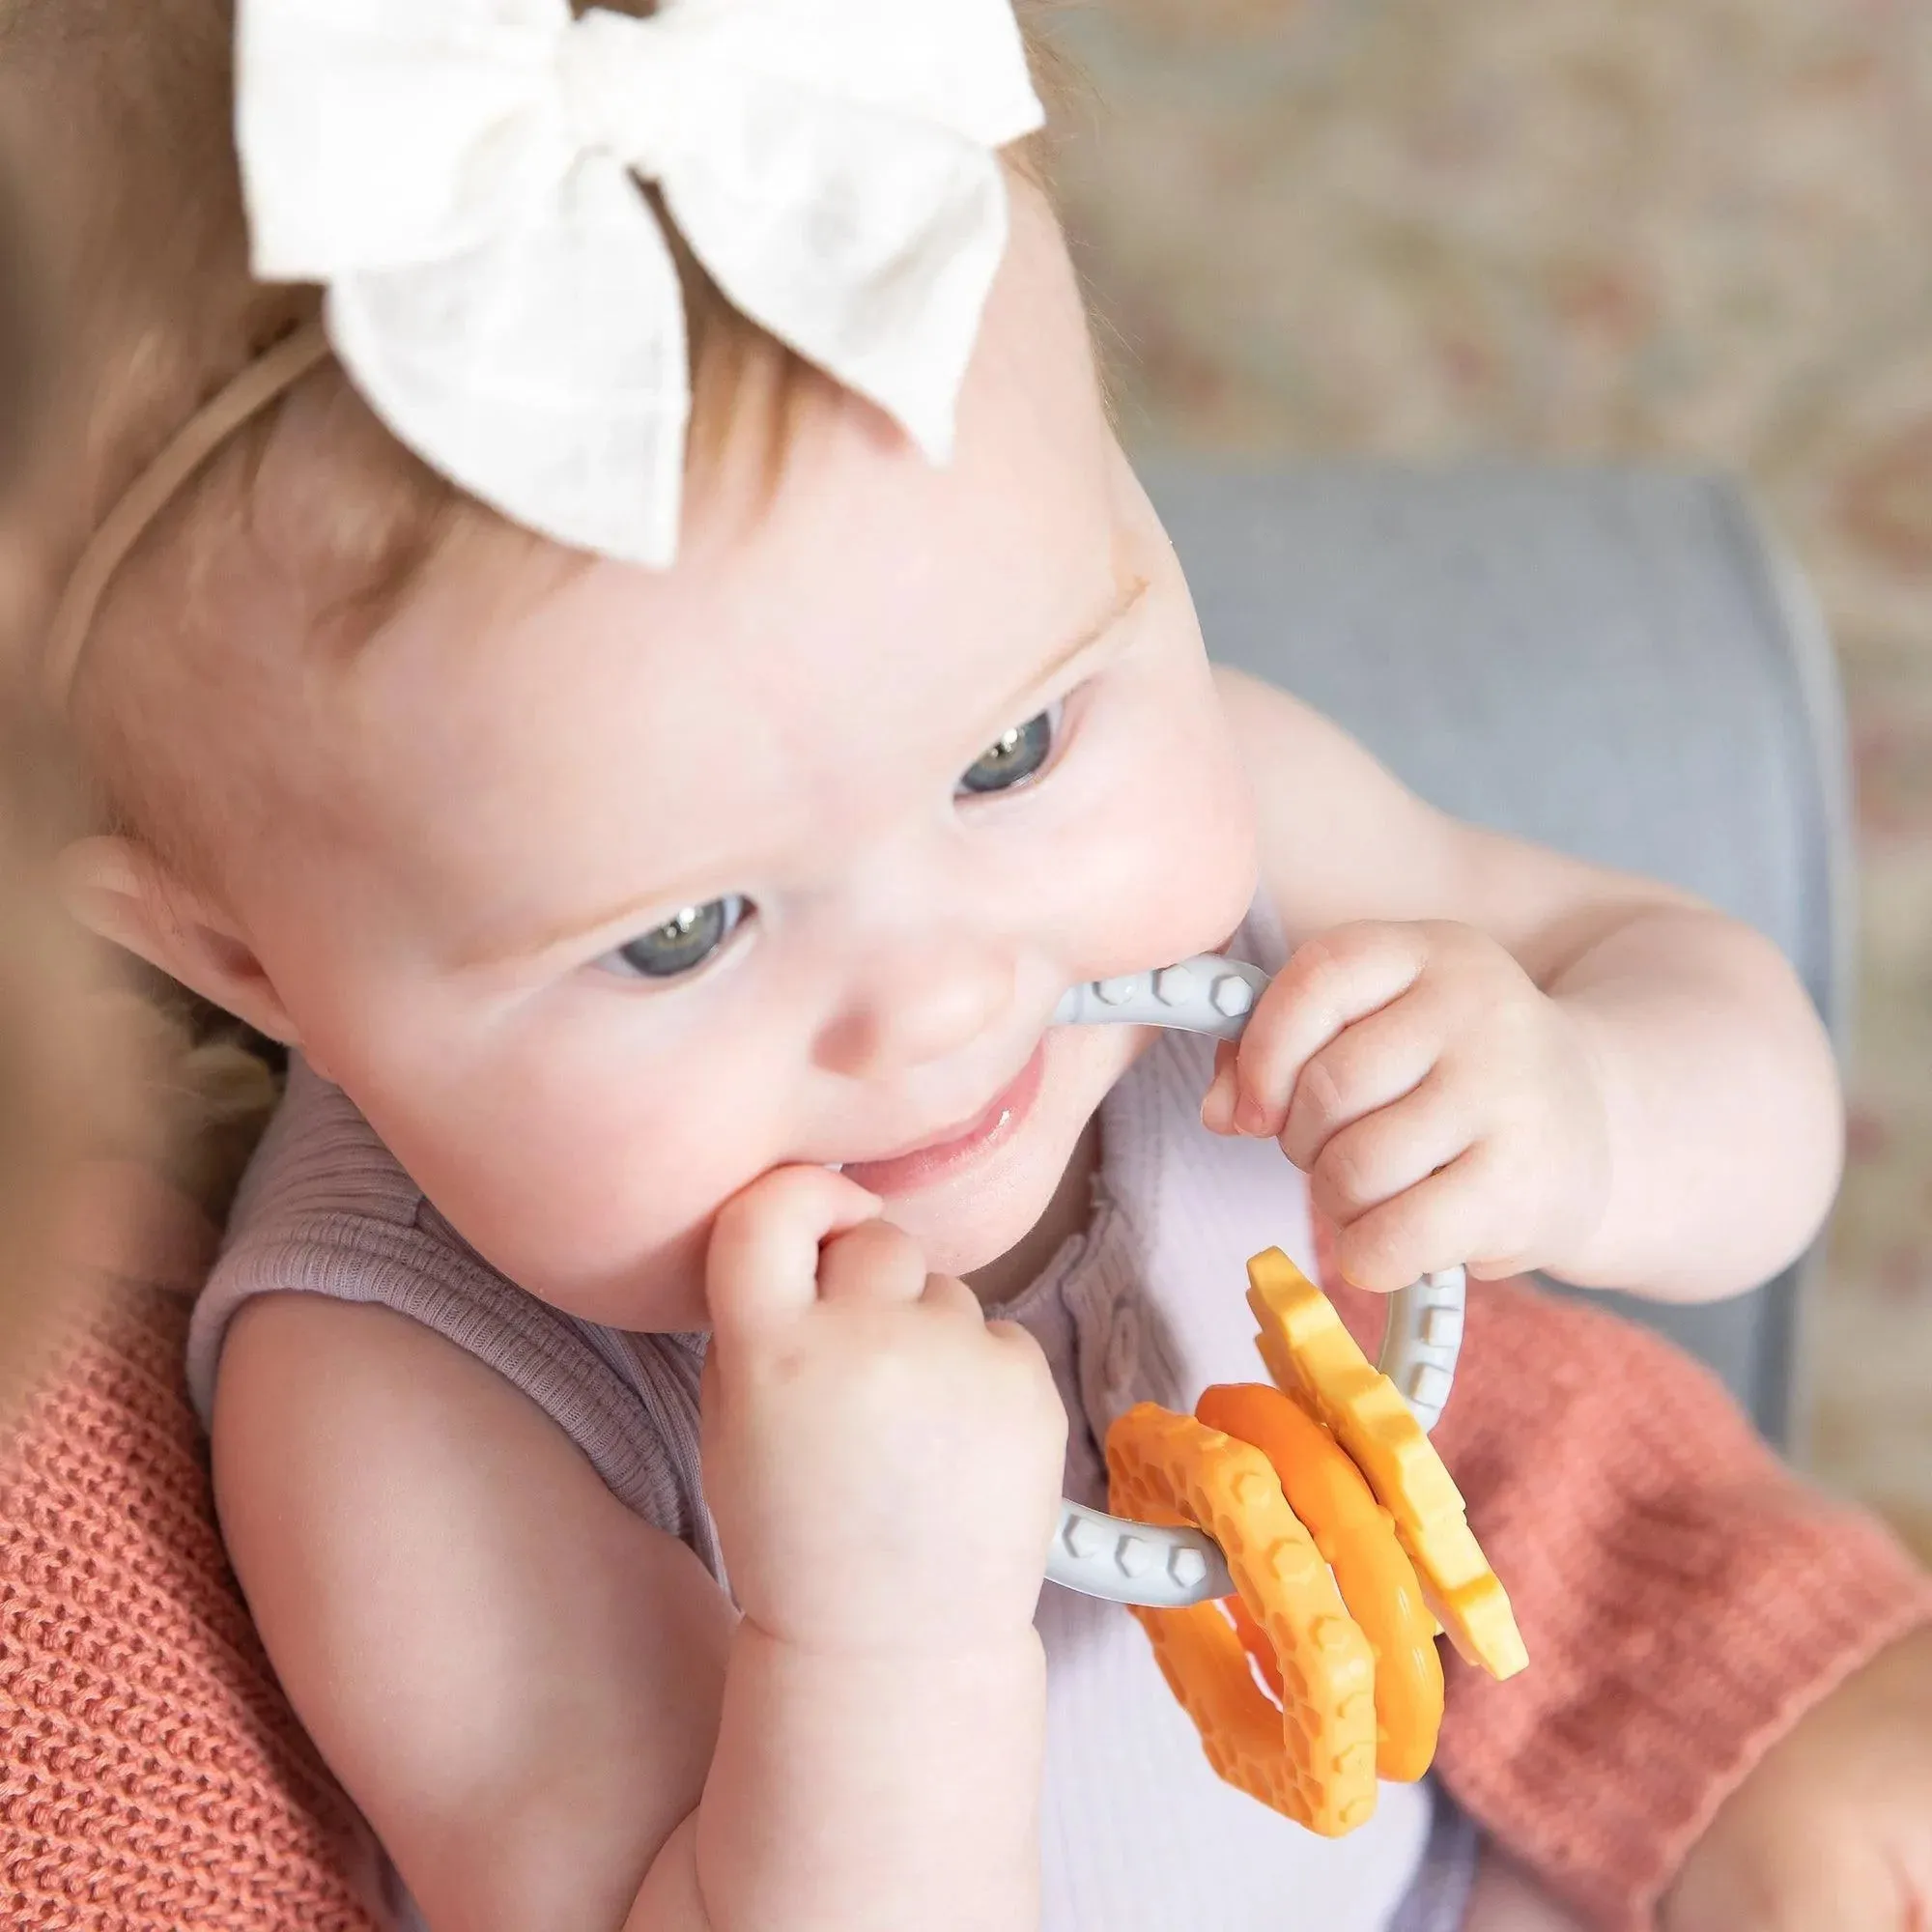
[212,1288,638,1547]
[194,1061,720,1565]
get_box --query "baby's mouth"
[839,1040,1049,1195]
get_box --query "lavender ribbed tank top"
[188,900,1458,1930]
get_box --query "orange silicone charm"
[1196,1381,1445,1781]
[1105,1403,1379,1835]
[1245,1248,1528,1680]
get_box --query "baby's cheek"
[435,1141,718,1331]
[365,1066,751,1332]
[1067,712,1250,957]
[1124,728,1259,957]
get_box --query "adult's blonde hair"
[0,152,116,1403]
[0,110,278,1416]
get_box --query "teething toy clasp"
[1043,954,1468,1610]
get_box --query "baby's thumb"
[705,1165,882,1341]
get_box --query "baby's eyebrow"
[983,572,1150,731]
[455,858,748,977]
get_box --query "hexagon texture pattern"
[1195,1381,1444,1782]
[1246,1249,1529,1680]
[1106,1404,1379,1836]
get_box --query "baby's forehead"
[367,393,1114,779]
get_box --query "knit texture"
[0,1179,384,1932]
[1318,1224,1932,1932]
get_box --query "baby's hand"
[700,1166,1066,1655]
[1201,921,1611,1291]
[1660,1625,1932,1930]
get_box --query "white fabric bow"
[237,0,1044,564]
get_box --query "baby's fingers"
[1201,1038,1240,1133]
[1329,1145,1504,1293]
[1306,1072,1470,1224]
[1278,999,1442,1171]
[1218,924,1432,1141]
[706,1165,884,1338]
[816,1218,930,1305]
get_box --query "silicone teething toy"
[1104,1249,1525,1832]
[1043,955,1470,1611]
[1050,954,1527,1833]
[1246,1248,1527,1680]
[1105,1402,1379,1833]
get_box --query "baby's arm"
[1215,666,1842,1301]
[214,1293,724,1927]
[213,1172,1063,1932]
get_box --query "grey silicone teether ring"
[1050,953,1270,1042]
[1045,1500,1236,1607]
[1041,954,1468,1607]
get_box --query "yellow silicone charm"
[1245,1248,1528,1679]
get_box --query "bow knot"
[237,0,1044,565]
[554,12,689,176]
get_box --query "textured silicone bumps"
[1104,1248,1528,1835]
[1105,1404,1380,1835]
[1196,1382,1444,1781]
[1245,1247,1529,1680]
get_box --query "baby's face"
[222,187,1259,1326]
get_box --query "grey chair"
[1145,462,1853,1447]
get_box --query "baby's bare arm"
[213,1292,1045,1932]
[1217,666,1842,1299]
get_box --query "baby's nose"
[813,940,1016,1079]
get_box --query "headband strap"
[42,321,329,709]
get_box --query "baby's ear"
[56,836,302,1049]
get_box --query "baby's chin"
[862,1023,1144,1282]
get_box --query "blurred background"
[1051,0,1932,1558]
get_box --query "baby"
[11,0,1930,1926]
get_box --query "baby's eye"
[957,702,1062,797]
[596,895,751,980]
